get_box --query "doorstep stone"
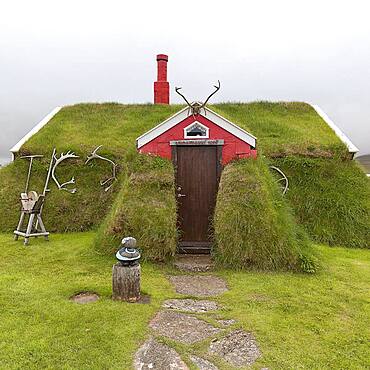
[174,254,215,272]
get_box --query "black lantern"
[116,237,141,266]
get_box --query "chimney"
[154,54,169,104]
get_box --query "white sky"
[0,0,369,163]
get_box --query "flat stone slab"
[174,254,215,272]
[169,275,228,297]
[150,311,220,344]
[209,329,261,367]
[134,338,188,369]
[217,319,236,327]
[163,299,219,313]
[70,292,99,304]
[190,355,219,370]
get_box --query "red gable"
[137,106,257,165]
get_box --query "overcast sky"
[1,0,369,164]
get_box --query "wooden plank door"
[174,145,221,253]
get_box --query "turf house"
[1,54,369,273]
[1,53,370,369]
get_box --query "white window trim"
[183,121,209,139]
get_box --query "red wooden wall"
[138,114,257,165]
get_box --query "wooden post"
[112,262,141,302]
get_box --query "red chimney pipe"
[154,54,169,104]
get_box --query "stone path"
[149,311,220,344]
[174,254,215,272]
[134,262,265,369]
[190,355,218,370]
[163,298,219,312]
[134,338,188,370]
[209,330,261,367]
[169,275,228,297]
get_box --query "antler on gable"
[201,80,221,109]
[174,81,221,118]
[175,86,192,108]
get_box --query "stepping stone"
[169,275,228,297]
[217,319,236,327]
[149,311,220,344]
[209,329,261,367]
[174,254,214,272]
[163,299,219,313]
[133,338,188,369]
[70,292,99,304]
[190,355,219,370]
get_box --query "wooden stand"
[112,263,141,302]
[14,194,49,246]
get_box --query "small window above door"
[184,121,209,138]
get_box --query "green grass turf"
[20,102,347,160]
[213,157,316,272]
[0,232,369,369]
[271,156,370,248]
[211,102,348,158]
[0,232,172,369]
[94,154,177,261]
[0,153,118,232]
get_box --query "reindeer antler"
[175,81,221,118]
[200,80,221,109]
[85,145,117,191]
[175,86,192,108]
[51,150,79,193]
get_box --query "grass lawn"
[0,233,369,369]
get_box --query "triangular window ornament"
[184,121,209,138]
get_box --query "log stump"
[112,262,141,302]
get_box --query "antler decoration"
[175,86,192,108]
[85,145,117,191]
[200,80,220,110]
[175,80,221,118]
[51,151,79,193]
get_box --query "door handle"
[177,193,186,198]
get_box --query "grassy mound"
[94,154,177,261]
[213,158,316,272]
[271,156,370,248]
[0,102,367,267]
[0,102,346,233]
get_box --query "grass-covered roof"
[1,102,368,272]
[19,102,347,160]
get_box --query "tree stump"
[112,262,141,302]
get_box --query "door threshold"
[177,242,212,254]
[174,254,214,272]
